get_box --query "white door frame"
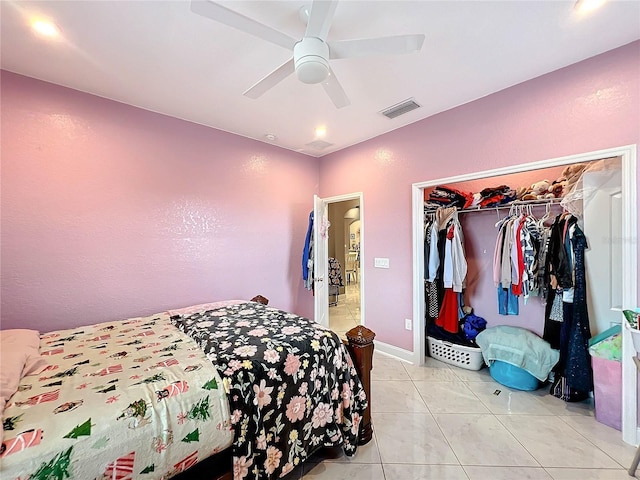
[411,145,637,445]
[314,192,365,329]
[313,195,329,328]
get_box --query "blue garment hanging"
[302,212,314,284]
[497,284,519,315]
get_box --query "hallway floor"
[286,352,636,479]
[329,281,361,338]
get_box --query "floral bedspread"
[1,313,233,480]
[171,302,368,480]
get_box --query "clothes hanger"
[537,202,552,228]
[495,206,511,228]
[561,210,573,221]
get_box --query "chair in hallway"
[345,251,359,284]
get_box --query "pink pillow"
[167,300,246,317]
[0,329,48,407]
[0,330,48,446]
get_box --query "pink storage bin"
[592,356,622,431]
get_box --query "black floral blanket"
[170,302,367,480]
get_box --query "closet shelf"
[425,197,565,214]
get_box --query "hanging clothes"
[423,207,467,334]
[564,225,593,392]
[443,220,467,293]
[425,209,448,321]
[437,289,459,333]
[536,212,554,300]
[424,214,440,320]
[495,213,519,315]
[327,257,344,306]
[492,207,544,314]
[327,257,345,289]
[545,213,575,291]
[543,214,593,401]
[302,212,314,290]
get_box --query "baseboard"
[373,340,415,364]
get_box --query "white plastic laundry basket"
[427,336,484,371]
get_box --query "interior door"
[582,167,623,335]
[313,195,329,327]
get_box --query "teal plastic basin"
[490,360,540,391]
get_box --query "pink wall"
[320,41,640,351]
[2,41,638,347]
[1,71,318,332]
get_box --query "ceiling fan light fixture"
[574,0,607,13]
[31,19,60,38]
[191,1,426,107]
[294,37,330,84]
[296,60,329,84]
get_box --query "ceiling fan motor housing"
[294,37,330,84]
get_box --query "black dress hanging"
[544,216,593,402]
[564,226,593,393]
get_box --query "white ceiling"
[2,1,639,157]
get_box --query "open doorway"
[327,199,362,338]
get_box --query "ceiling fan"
[190,0,425,108]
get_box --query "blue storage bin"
[489,360,540,391]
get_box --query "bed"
[0,297,375,480]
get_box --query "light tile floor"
[286,352,637,479]
[329,281,361,338]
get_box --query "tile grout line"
[405,358,471,472]
[555,415,631,470]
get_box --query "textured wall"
[2,42,638,346]
[1,72,318,331]
[320,41,640,350]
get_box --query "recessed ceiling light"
[31,19,60,38]
[315,126,327,138]
[574,0,607,14]
[265,133,277,141]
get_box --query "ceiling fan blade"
[329,34,425,59]
[321,68,350,109]
[190,1,298,51]
[305,0,338,40]
[243,58,295,99]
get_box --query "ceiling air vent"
[380,98,421,119]
[305,139,334,150]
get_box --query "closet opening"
[411,145,637,445]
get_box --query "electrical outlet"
[405,318,412,330]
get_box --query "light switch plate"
[374,257,389,268]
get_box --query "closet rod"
[425,197,565,214]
